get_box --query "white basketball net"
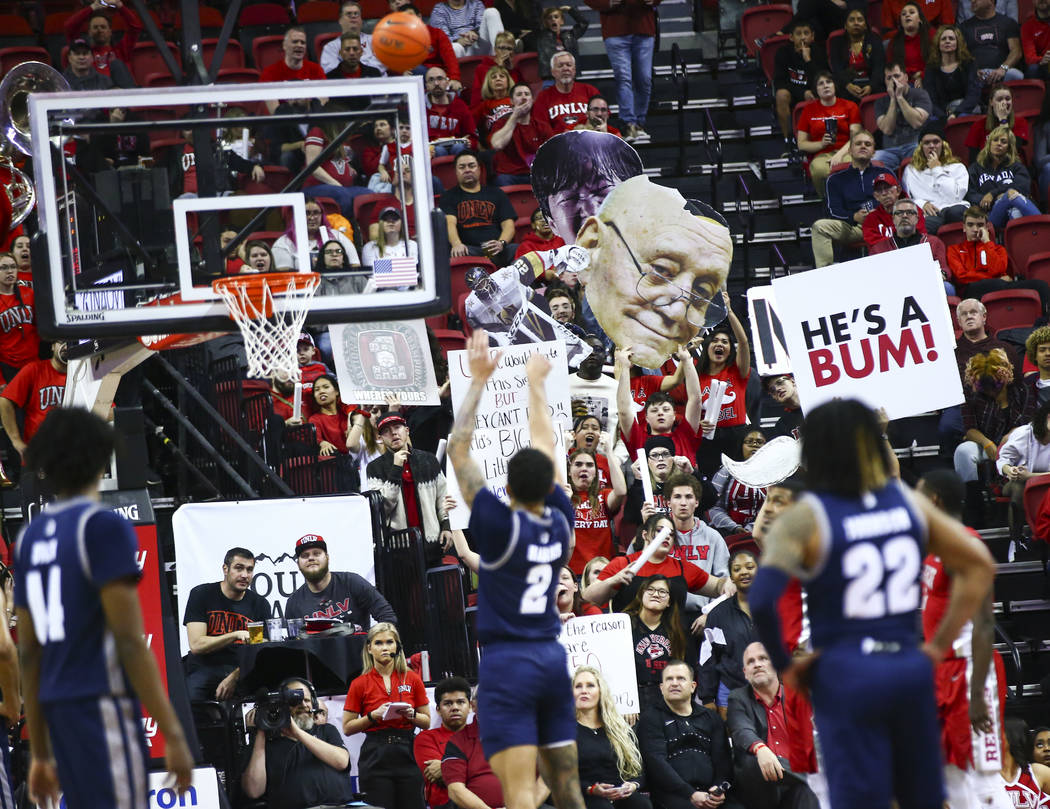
[213,274,320,382]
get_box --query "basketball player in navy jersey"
[749,399,996,809]
[15,408,193,809]
[448,330,587,809]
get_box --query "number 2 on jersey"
[26,567,66,643]
[842,536,921,619]
[520,565,552,614]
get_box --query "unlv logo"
[37,386,64,410]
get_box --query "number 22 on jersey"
[842,536,921,619]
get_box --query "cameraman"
[241,678,353,809]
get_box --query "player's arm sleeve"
[351,575,397,624]
[83,510,141,587]
[637,713,695,799]
[726,687,764,754]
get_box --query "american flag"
[372,257,418,289]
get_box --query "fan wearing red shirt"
[568,446,626,574]
[616,346,702,465]
[64,3,142,79]
[490,83,555,185]
[259,28,327,113]
[0,254,38,380]
[1022,0,1050,77]
[343,622,430,809]
[401,3,462,83]
[0,340,67,458]
[795,72,861,200]
[515,209,565,259]
[413,676,471,809]
[532,53,601,133]
[425,67,479,153]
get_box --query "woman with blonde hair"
[966,126,1040,228]
[903,122,970,233]
[573,666,650,808]
[470,31,522,104]
[924,24,980,120]
[473,65,515,145]
[343,622,430,809]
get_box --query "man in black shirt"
[961,0,1024,82]
[284,534,397,630]
[325,32,383,80]
[638,660,736,809]
[183,547,271,701]
[241,678,354,809]
[772,22,826,147]
[440,150,517,266]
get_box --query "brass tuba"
[0,61,71,230]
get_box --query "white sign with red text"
[771,244,962,419]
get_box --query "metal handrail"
[768,243,790,278]
[699,108,723,207]
[994,622,1026,700]
[735,174,755,287]
[670,43,690,177]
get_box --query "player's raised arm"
[525,351,561,485]
[448,330,502,507]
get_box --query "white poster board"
[747,285,792,376]
[172,496,374,654]
[771,244,963,419]
[146,767,223,809]
[558,613,639,715]
[446,341,573,528]
[330,319,441,405]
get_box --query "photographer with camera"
[241,677,353,809]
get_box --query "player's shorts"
[44,695,148,809]
[936,652,1009,772]
[477,639,575,758]
[810,645,944,809]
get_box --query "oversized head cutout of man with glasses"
[575,175,734,369]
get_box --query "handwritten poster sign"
[446,341,572,528]
[330,320,440,405]
[771,244,962,419]
[558,613,639,715]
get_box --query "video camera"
[254,685,307,737]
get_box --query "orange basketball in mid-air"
[372,12,432,74]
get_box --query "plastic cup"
[286,618,305,639]
[266,618,286,642]
[247,622,265,644]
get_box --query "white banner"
[171,496,374,654]
[747,285,791,376]
[771,244,963,420]
[329,319,441,405]
[559,613,639,715]
[147,767,222,809]
[446,341,573,528]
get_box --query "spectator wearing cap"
[284,534,397,629]
[181,547,271,701]
[63,1,140,87]
[623,434,689,529]
[365,413,452,566]
[810,129,880,268]
[297,333,332,388]
[260,27,327,114]
[361,207,420,270]
[902,122,971,235]
[873,61,933,173]
[63,36,115,97]
[869,198,953,294]
[862,171,929,247]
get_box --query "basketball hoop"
[212,272,320,382]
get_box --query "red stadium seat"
[1005,215,1050,278]
[360,0,390,17]
[353,193,398,228]
[459,55,486,97]
[252,34,286,72]
[1025,252,1050,286]
[425,313,449,331]
[216,67,262,83]
[456,292,471,335]
[142,72,177,88]
[239,3,291,26]
[859,93,887,135]
[0,46,51,73]
[500,184,539,220]
[944,115,981,162]
[512,52,540,86]
[1004,79,1045,116]
[297,1,340,22]
[432,329,468,358]
[0,14,34,38]
[314,31,339,60]
[741,4,792,58]
[201,38,246,71]
[514,215,532,243]
[129,40,181,86]
[981,289,1042,335]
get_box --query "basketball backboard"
[29,76,448,339]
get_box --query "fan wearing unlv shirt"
[918,471,1010,809]
[0,340,66,459]
[568,443,626,575]
[284,533,396,630]
[425,67,479,154]
[447,330,589,809]
[532,53,600,134]
[182,547,270,701]
[0,254,38,383]
[1000,718,1050,809]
